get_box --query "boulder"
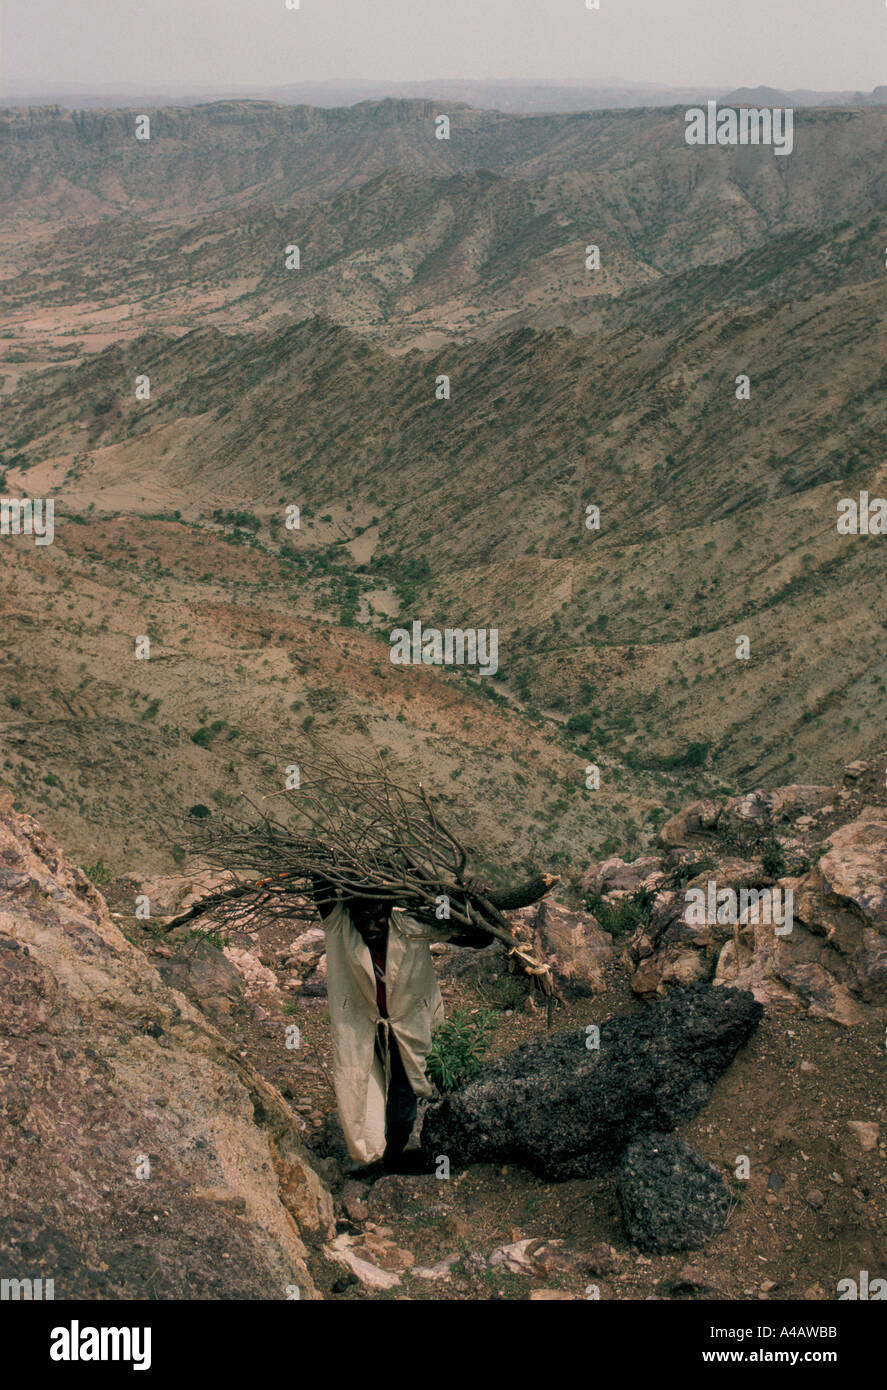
[420,983,762,1180]
[718,787,833,838]
[617,1135,729,1253]
[813,812,887,935]
[658,801,721,849]
[713,917,869,1026]
[631,944,711,998]
[0,790,333,1299]
[583,855,661,897]
[155,932,246,1024]
[532,900,614,996]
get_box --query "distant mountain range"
[3,77,887,112]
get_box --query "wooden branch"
[486,873,560,911]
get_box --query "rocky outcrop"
[0,790,334,1299]
[620,757,887,1025]
[421,983,762,1179]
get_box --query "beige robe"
[322,901,446,1164]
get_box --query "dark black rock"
[421,983,762,1179]
[618,1135,730,1252]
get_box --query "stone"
[713,922,869,1026]
[817,814,887,934]
[223,945,279,996]
[586,1242,620,1276]
[631,943,711,998]
[845,1121,880,1152]
[674,1264,721,1293]
[341,1180,370,1221]
[531,899,614,996]
[155,933,246,1025]
[658,801,721,849]
[489,1238,544,1273]
[410,1254,460,1280]
[583,856,661,897]
[421,983,762,1179]
[323,1232,410,1291]
[618,1135,730,1254]
[843,761,869,782]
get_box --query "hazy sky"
[2,0,885,93]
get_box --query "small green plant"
[426,1008,496,1092]
[191,720,226,747]
[761,838,787,878]
[477,974,529,1012]
[566,713,594,735]
[586,884,656,936]
[664,857,716,890]
[83,860,112,886]
[189,926,230,950]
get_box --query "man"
[311,876,490,1173]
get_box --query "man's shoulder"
[390,908,439,941]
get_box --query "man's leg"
[383,1034,418,1163]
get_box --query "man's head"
[349,894,392,941]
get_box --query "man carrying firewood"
[165,741,559,1175]
[311,873,556,1174]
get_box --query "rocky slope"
[1,753,885,1300]
[602,754,887,1027]
[0,786,334,1299]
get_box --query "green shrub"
[566,713,594,735]
[426,1008,496,1092]
[761,838,787,878]
[586,885,656,936]
[191,720,226,747]
[83,860,112,886]
[477,974,529,1012]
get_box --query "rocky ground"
[2,753,886,1300]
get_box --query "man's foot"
[382,1147,434,1175]
[343,1159,385,1182]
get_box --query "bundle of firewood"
[163,740,561,1004]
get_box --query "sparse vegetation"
[426,1008,497,1092]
